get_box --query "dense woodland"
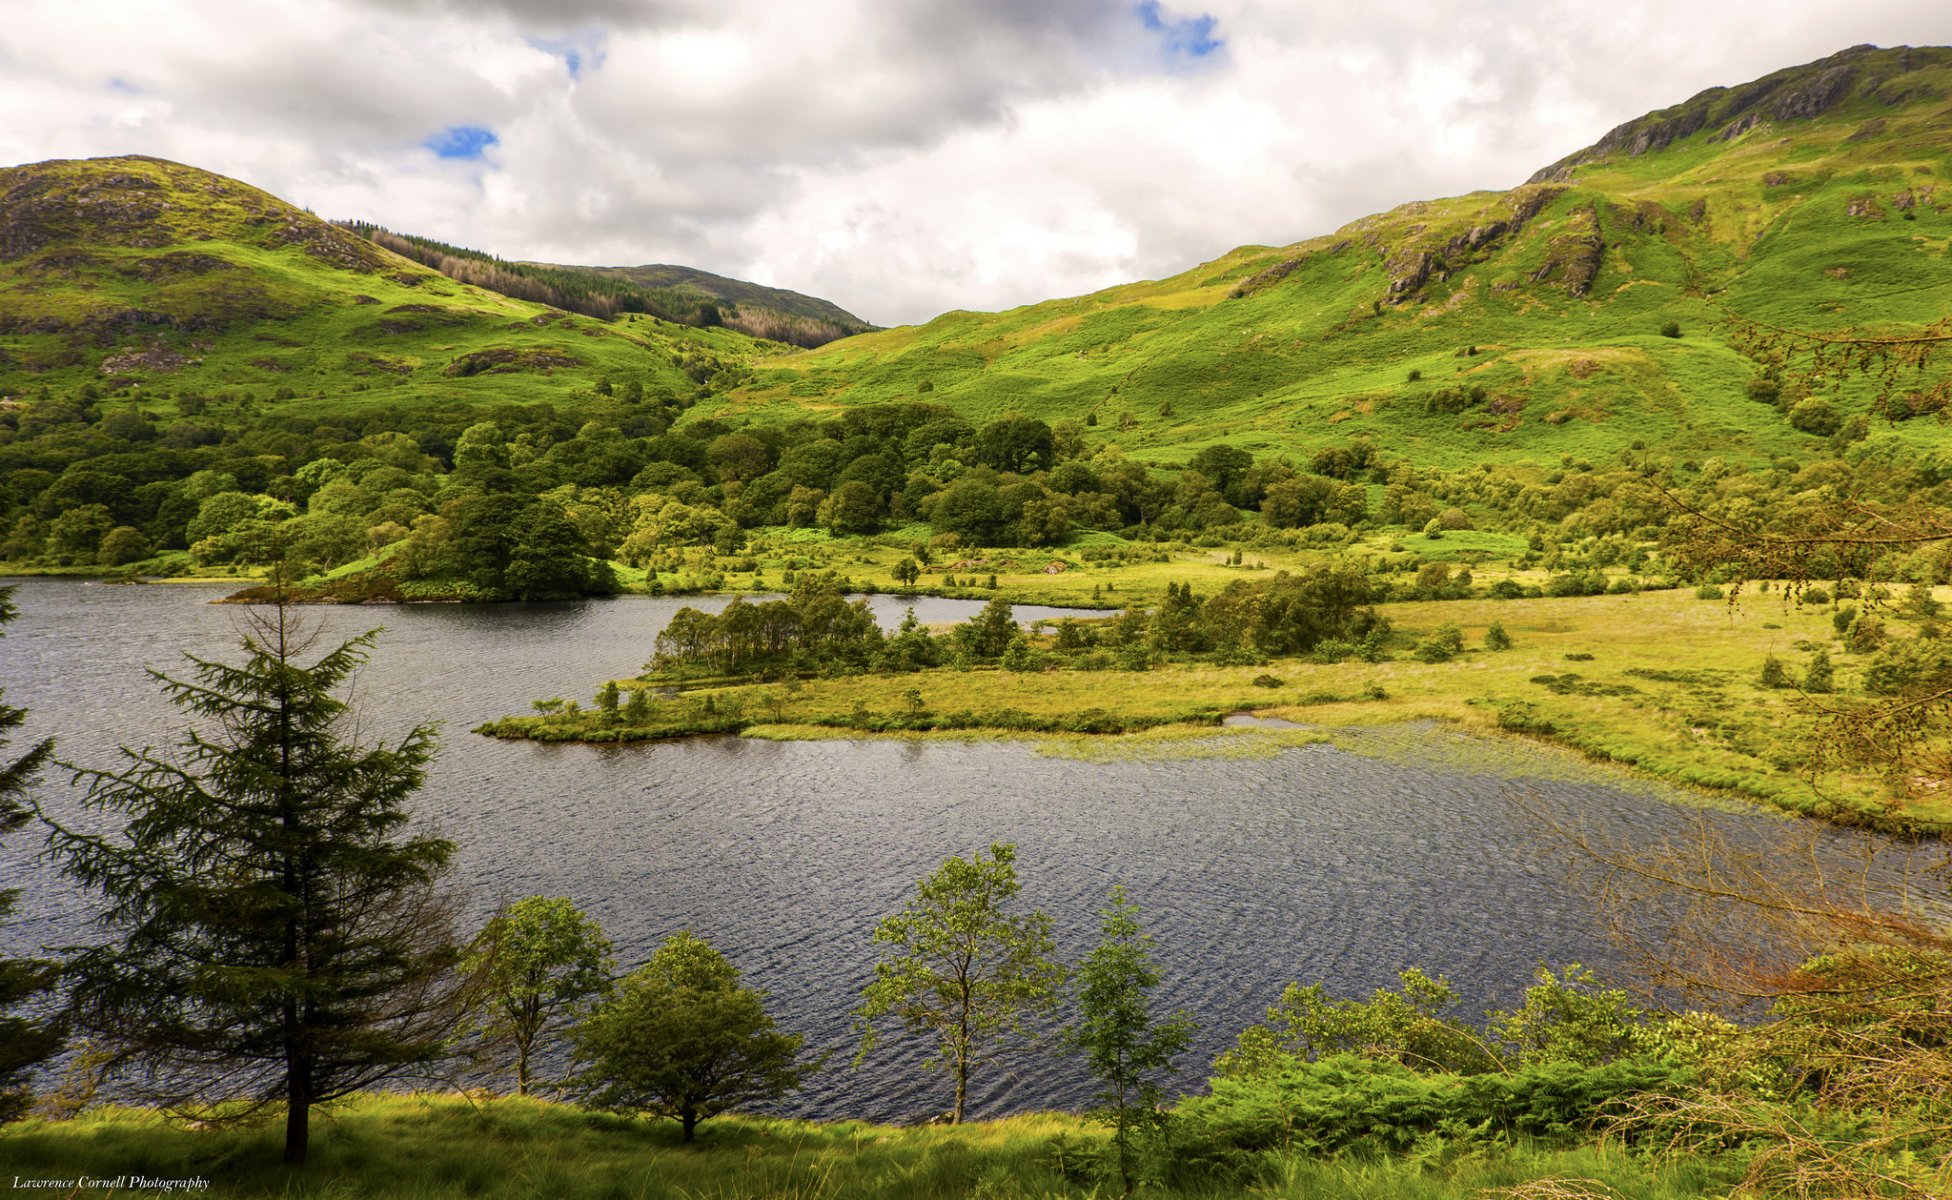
[3,376,1948,597]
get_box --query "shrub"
[1174,1055,1685,1166]
[1659,321,1682,338]
[1758,655,1792,689]
[1695,583,1724,600]
[1803,649,1835,694]
[1843,616,1886,654]
[1484,622,1512,651]
[1787,399,1842,437]
[1413,624,1465,663]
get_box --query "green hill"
[343,224,874,348]
[708,44,1952,470]
[0,156,770,416]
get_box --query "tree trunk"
[953,1056,967,1125]
[284,1064,311,1165]
[680,1108,698,1143]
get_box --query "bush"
[1787,399,1842,437]
[1695,583,1724,600]
[1803,649,1835,694]
[1758,655,1792,689]
[1843,616,1886,654]
[1485,622,1512,651]
[1174,1055,1686,1168]
[1413,624,1465,663]
[1659,321,1682,338]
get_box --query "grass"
[698,46,1952,474]
[0,157,775,415]
[480,586,1948,833]
[0,1093,1742,1199]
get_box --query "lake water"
[0,578,1912,1122]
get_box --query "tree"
[891,557,921,588]
[0,586,61,1123]
[462,896,615,1096]
[572,932,811,1142]
[40,602,467,1164]
[856,843,1065,1123]
[1071,886,1195,1197]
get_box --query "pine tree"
[1071,886,1195,1197]
[43,602,465,1163]
[0,586,62,1123]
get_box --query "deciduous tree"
[462,896,614,1095]
[572,932,810,1141]
[856,843,1065,1123]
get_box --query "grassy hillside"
[0,156,772,419]
[344,222,874,348]
[709,44,1952,470]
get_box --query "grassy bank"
[479,587,1946,832]
[0,1093,1740,1200]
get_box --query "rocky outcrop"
[1526,44,1943,184]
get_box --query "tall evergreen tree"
[0,585,62,1123]
[42,602,465,1163]
[1071,886,1195,1198]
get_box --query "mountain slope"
[710,44,1952,470]
[0,156,767,412]
[344,223,874,348]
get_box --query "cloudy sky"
[3,1,1950,325]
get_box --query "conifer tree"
[0,586,61,1123]
[43,601,465,1163]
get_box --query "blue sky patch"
[424,125,499,161]
[107,76,141,93]
[1136,1,1222,60]
[529,35,603,80]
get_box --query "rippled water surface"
[0,579,1902,1122]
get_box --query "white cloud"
[3,0,1952,324]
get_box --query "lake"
[0,578,1908,1122]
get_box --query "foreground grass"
[482,587,1945,832]
[0,1093,1739,1199]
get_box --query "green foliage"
[571,932,811,1142]
[1758,654,1792,689]
[1414,623,1466,663]
[652,577,881,675]
[1484,621,1513,651]
[1216,969,1502,1079]
[0,586,61,1123]
[42,604,463,1163]
[1802,648,1835,694]
[1176,1055,1686,1167]
[1486,964,1646,1068]
[856,843,1065,1123]
[1070,885,1196,1196]
[462,897,616,1096]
